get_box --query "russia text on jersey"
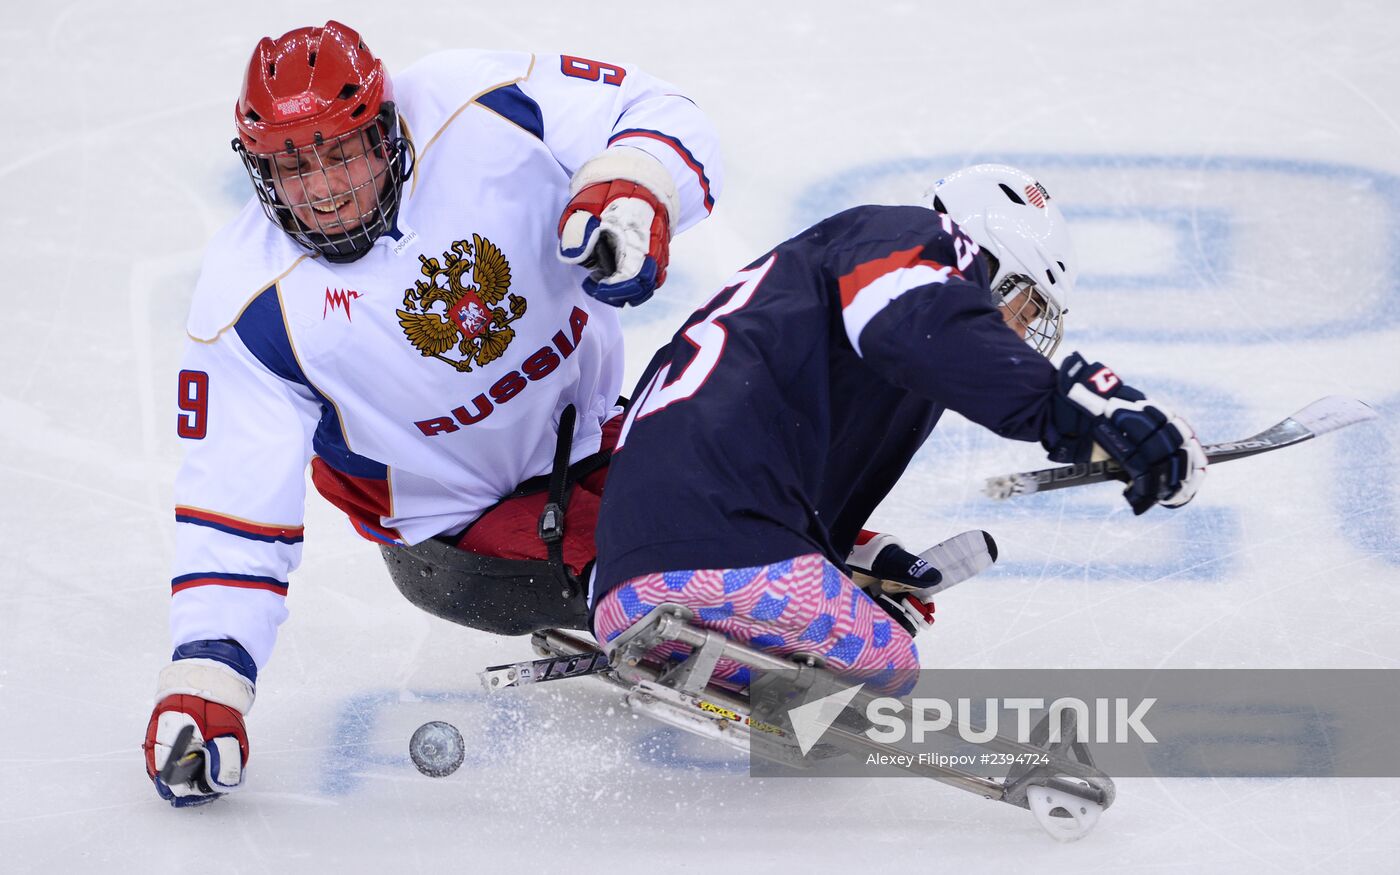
[414,305,591,435]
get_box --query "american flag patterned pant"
[593,552,919,694]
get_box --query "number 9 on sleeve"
[177,370,208,440]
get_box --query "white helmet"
[928,164,1077,357]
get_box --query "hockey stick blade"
[854,530,1000,596]
[984,396,1377,499]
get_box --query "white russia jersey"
[168,50,723,669]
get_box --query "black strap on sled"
[539,404,579,600]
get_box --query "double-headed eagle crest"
[397,235,526,372]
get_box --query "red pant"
[455,415,622,575]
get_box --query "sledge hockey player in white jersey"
[591,164,1207,694]
[143,21,722,806]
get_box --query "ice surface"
[3,1,1399,871]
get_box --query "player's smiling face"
[269,131,390,236]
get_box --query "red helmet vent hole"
[350,104,367,118]
[308,51,317,67]
[338,84,360,100]
[266,62,276,77]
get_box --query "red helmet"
[235,20,391,154]
[231,21,412,262]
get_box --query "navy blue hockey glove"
[558,147,679,307]
[1045,353,1207,515]
[143,640,256,807]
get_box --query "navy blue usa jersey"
[593,204,1059,596]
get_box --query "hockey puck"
[409,721,465,778]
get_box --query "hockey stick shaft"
[984,395,1376,499]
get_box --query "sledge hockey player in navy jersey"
[592,164,1207,693]
[144,21,722,806]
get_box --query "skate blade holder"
[620,679,813,767]
[480,650,608,691]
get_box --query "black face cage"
[232,103,414,264]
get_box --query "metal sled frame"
[486,603,1116,840]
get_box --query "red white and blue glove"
[557,146,679,307]
[1046,353,1208,515]
[143,639,256,807]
